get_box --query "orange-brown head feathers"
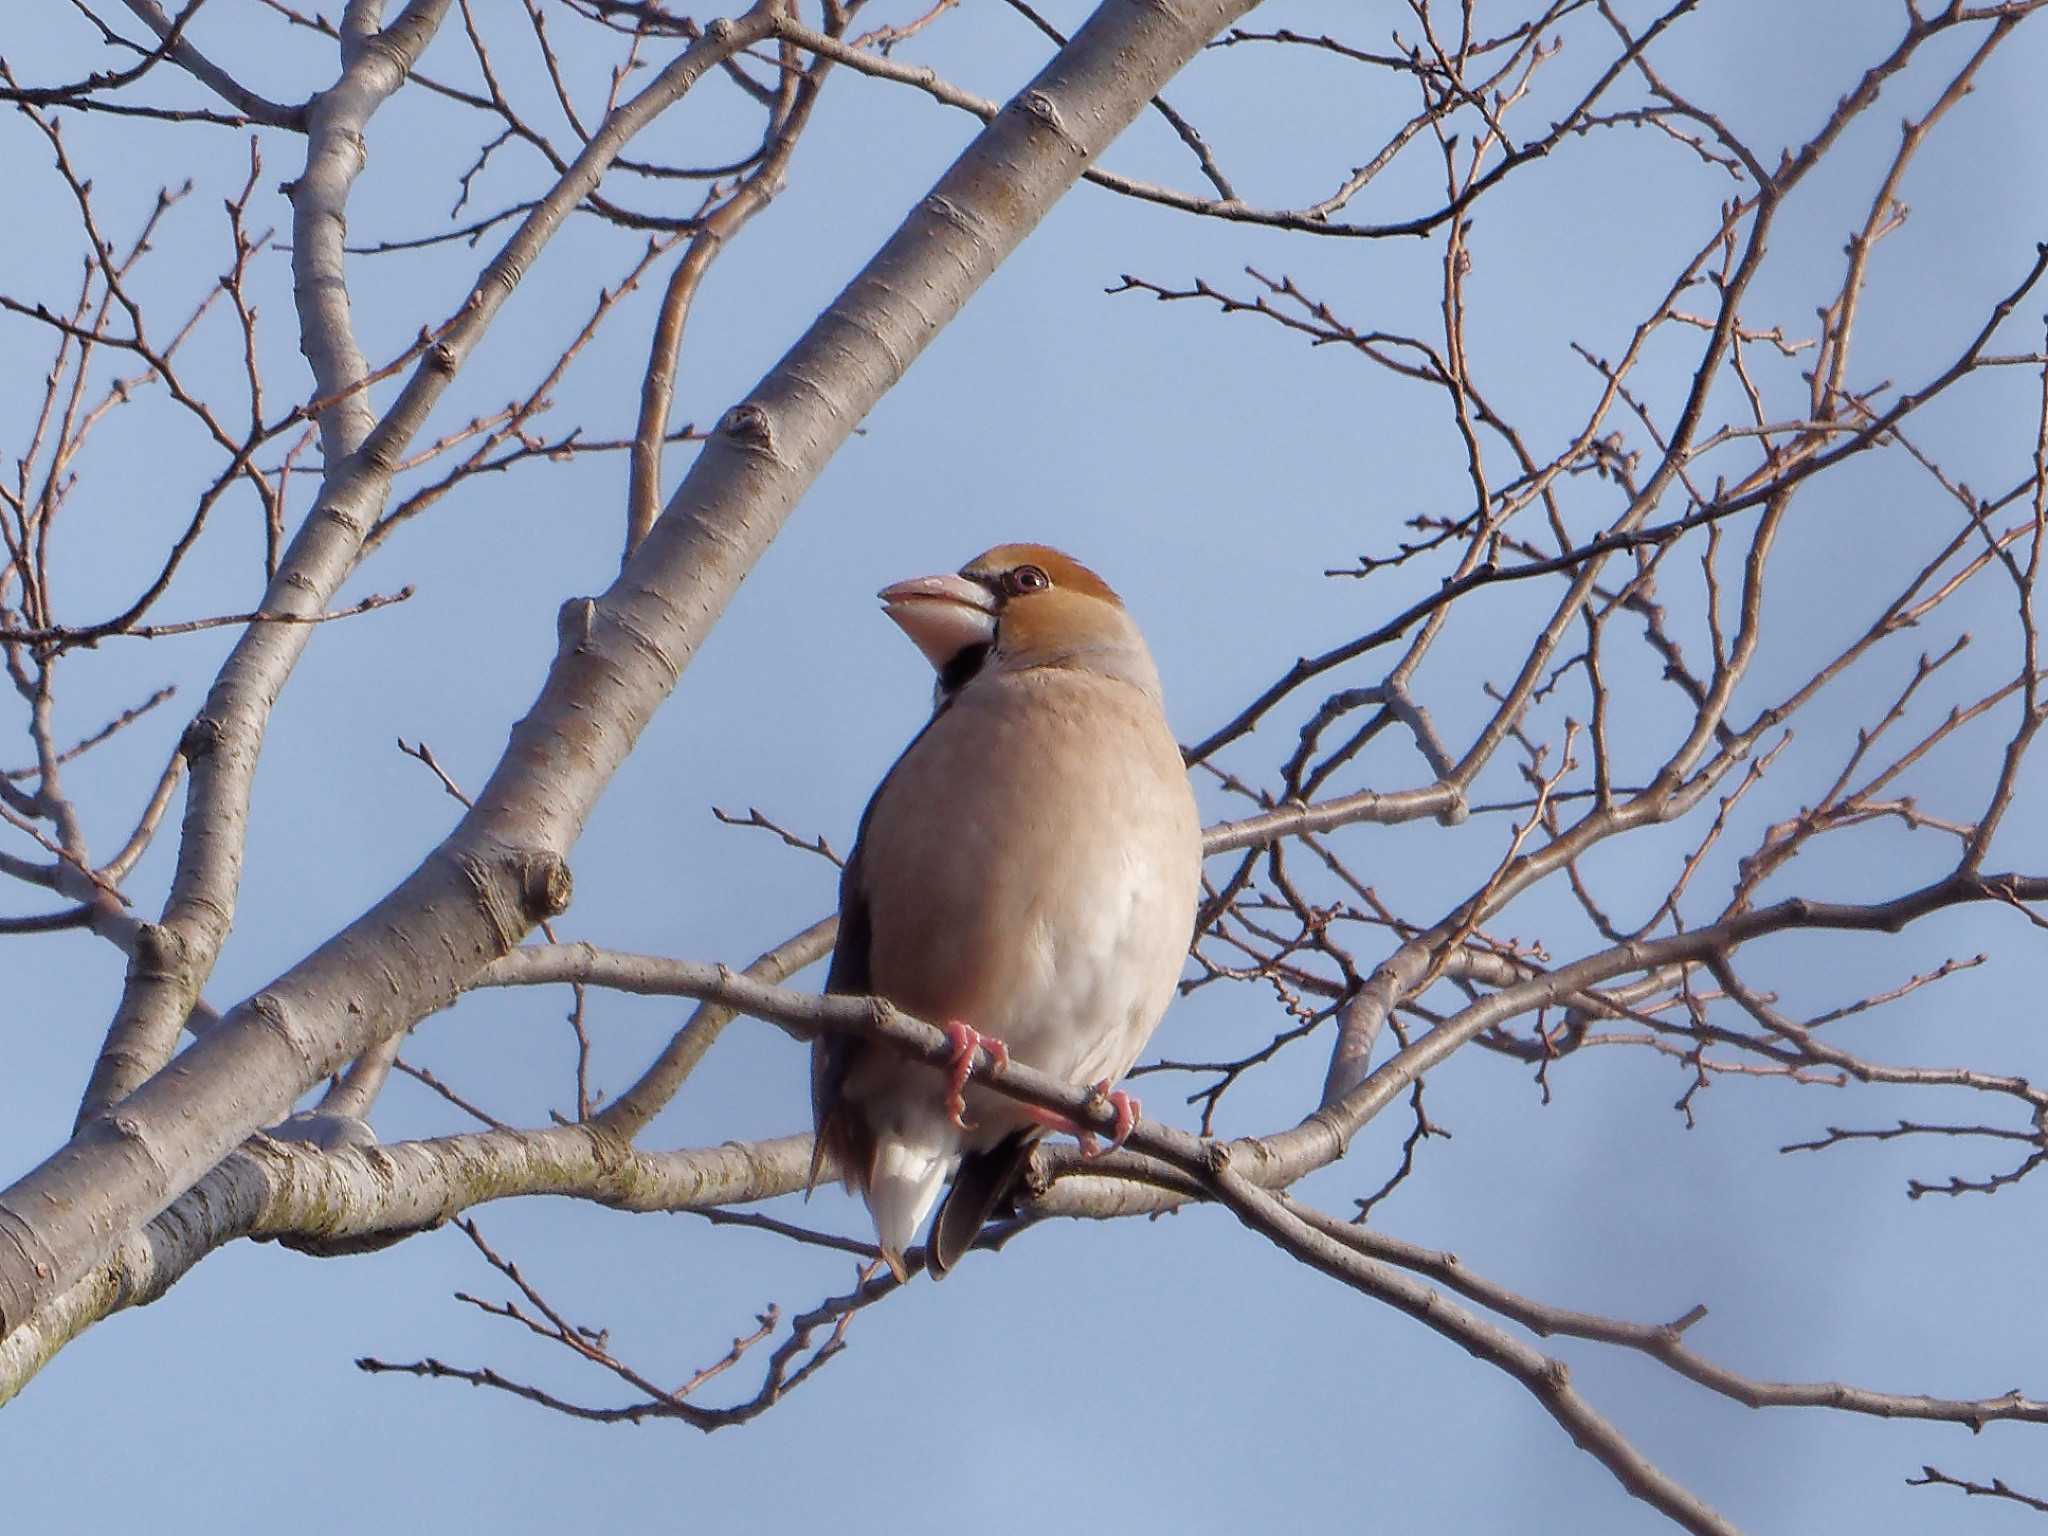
[959,543,1121,607]
[878,544,1157,698]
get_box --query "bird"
[811,543,1203,1280]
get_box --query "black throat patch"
[937,641,992,702]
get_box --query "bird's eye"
[1007,565,1051,596]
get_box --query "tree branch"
[0,0,1263,1365]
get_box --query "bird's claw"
[1017,1081,1142,1154]
[1078,1080,1139,1159]
[941,1020,1010,1130]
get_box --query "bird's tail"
[928,1131,1037,1280]
[867,1136,951,1281]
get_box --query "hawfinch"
[812,544,1203,1279]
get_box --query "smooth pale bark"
[6,0,778,1333]
[0,1128,815,1406]
[14,865,2036,1403]
[74,0,457,1127]
[72,4,772,1130]
[0,0,1262,1358]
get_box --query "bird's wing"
[811,700,945,1196]
[810,834,873,1196]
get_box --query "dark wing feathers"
[816,695,1023,1263]
[927,1131,1038,1279]
[809,842,873,1196]
[810,702,954,1197]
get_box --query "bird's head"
[878,543,1160,700]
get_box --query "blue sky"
[6,2,2048,1530]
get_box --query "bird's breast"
[855,669,1201,1107]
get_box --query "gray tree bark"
[0,0,1260,1363]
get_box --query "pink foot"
[1095,1081,1140,1152]
[1018,1080,1141,1158]
[941,1021,1010,1131]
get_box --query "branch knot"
[179,715,223,761]
[513,851,573,922]
[717,402,775,453]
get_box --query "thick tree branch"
[0,1124,813,1405]
[0,0,1263,1362]
[71,0,458,1128]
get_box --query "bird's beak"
[878,572,997,671]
